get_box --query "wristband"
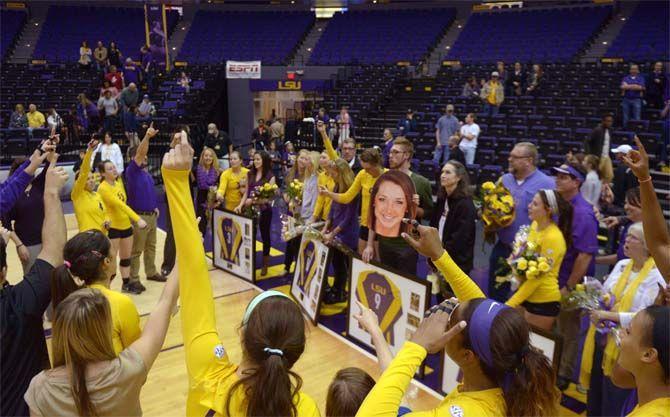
[637,176,652,184]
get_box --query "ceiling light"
[445,45,450,49]
[172,47,176,50]
[307,47,312,51]
[457,25,462,28]
[602,41,608,45]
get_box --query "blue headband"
[242,290,291,325]
[468,299,509,368]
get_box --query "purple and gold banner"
[144,4,170,71]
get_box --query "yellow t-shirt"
[98,179,140,230]
[487,81,498,105]
[217,167,249,211]
[162,167,320,417]
[71,148,109,233]
[313,171,335,221]
[506,221,565,307]
[27,111,46,128]
[89,284,141,355]
[356,341,505,417]
[335,168,386,227]
[627,398,670,417]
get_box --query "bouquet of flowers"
[253,182,279,201]
[280,213,324,242]
[479,181,515,243]
[495,225,552,289]
[286,179,303,203]
[562,277,617,334]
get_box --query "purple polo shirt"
[497,170,555,245]
[558,193,598,288]
[622,75,645,99]
[125,160,158,212]
[122,64,139,85]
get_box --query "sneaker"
[147,274,167,282]
[122,282,143,295]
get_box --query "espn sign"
[226,61,261,79]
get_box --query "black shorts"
[108,227,133,239]
[522,301,561,317]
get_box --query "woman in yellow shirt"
[506,189,572,330]
[71,138,110,233]
[50,230,140,354]
[320,147,386,256]
[98,160,147,293]
[617,305,670,417]
[216,151,249,211]
[356,223,559,417]
[312,150,335,222]
[161,136,319,417]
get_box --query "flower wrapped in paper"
[280,213,325,242]
[254,182,279,201]
[561,276,614,315]
[495,225,553,290]
[286,179,304,203]
[478,181,515,243]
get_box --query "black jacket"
[584,124,610,157]
[430,193,477,273]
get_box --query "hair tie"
[64,260,71,269]
[264,347,284,357]
[542,189,559,215]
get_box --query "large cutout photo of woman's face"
[369,171,417,238]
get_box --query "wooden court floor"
[6,214,582,416]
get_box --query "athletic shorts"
[522,301,561,317]
[108,227,133,239]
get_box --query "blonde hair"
[288,150,319,182]
[52,288,116,416]
[332,158,355,192]
[198,147,220,172]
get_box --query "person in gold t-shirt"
[71,138,110,234]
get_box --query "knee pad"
[119,258,131,267]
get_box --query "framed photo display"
[212,208,256,282]
[290,234,332,324]
[347,257,430,356]
[440,321,563,394]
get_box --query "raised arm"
[161,131,224,381]
[329,171,363,204]
[622,137,670,281]
[403,224,485,301]
[134,122,158,165]
[317,122,339,160]
[0,150,49,216]
[37,154,68,268]
[71,140,98,200]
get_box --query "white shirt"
[98,97,118,116]
[438,198,449,238]
[47,113,62,130]
[601,129,611,159]
[93,143,125,173]
[603,258,665,327]
[580,171,602,208]
[459,123,480,150]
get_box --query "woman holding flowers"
[216,151,249,211]
[581,222,665,416]
[505,189,573,331]
[235,150,276,275]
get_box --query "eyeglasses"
[390,149,407,155]
[509,154,532,160]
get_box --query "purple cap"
[552,164,585,182]
[468,299,509,368]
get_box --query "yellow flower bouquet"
[286,179,304,203]
[479,181,515,243]
[253,182,278,201]
[495,225,552,289]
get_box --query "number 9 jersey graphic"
[355,271,403,345]
[217,217,242,265]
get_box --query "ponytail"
[51,265,84,309]
[502,346,559,417]
[555,193,573,248]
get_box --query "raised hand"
[621,136,650,180]
[145,122,159,139]
[44,154,68,194]
[410,308,466,354]
[353,300,381,335]
[25,149,50,176]
[162,131,194,171]
[87,137,100,151]
[401,220,445,261]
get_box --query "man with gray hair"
[204,123,233,169]
[487,142,555,302]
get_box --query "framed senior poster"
[212,208,255,282]
[290,234,332,324]
[440,321,564,394]
[347,257,430,356]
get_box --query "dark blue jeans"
[487,240,512,302]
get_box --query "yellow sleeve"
[506,279,542,307]
[217,169,229,196]
[71,148,93,200]
[356,341,433,417]
[117,293,141,349]
[433,251,486,301]
[162,166,227,383]
[99,182,140,223]
[322,132,339,161]
[313,173,328,219]
[334,170,363,204]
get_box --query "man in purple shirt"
[621,64,645,126]
[140,45,155,92]
[488,142,555,302]
[0,150,49,216]
[552,162,599,390]
[125,124,165,291]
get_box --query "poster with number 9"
[347,257,430,356]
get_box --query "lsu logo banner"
[217,217,242,265]
[356,271,403,345]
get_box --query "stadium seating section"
[309,9,455,65]
[33,6,179,62]
[1,9,27,60]
[447,5,612,63]
[606,1,670,61]
[178,11,314,65]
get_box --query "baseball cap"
[491,71,500,77]
[552,164,585,182]
[611,144,633,154]
[143,94,149,99]
[446,104,455,111]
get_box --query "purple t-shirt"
[622,75,645,99]
[122,64,140,86]
[0,160,32,216]
[125,160,158,212]
[382,140,394,168]
[558,193,598,288]
[328,187,360,250]
[497,170,556,245]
